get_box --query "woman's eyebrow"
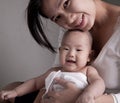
[57,0,62,8]
[50,0,62,20]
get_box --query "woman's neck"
[90,1,120,56]
[94,0,120,26]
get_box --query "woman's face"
[42,0,96,31]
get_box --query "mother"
[27,0,120,102]
[1,0,120,103]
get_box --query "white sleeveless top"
[92,17,120,93]
[45,70,88,94]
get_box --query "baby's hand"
[76,92,95,103]
[0,90,17,100]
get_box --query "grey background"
[105,0,120,5]
[0,0,60,88]
[0,0,120,88]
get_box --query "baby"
[0,30,105,103]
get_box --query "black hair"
[27,0,56,53]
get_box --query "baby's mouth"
[66,60,76,63]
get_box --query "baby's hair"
[27,0,56,53]
[63,29,93,49]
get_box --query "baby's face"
[42,0,96,31]
[59,31,91,72]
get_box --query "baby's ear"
[88,50,95,63]
[59,47,61,52]
[90,50,95,58]
[59,47,61,50]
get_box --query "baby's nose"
[68,50,75,57]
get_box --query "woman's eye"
[63,0,70,9]
[54,15,61,22]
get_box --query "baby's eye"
[63,47,69,50]
[63,0,70,9]
[76,49,82,51]
[61,46,69,51]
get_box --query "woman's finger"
[54,77,77,89]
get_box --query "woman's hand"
[41,78,114,103]
[42,77,81,103]
[76,91,95,103]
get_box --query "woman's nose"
[62,13,76,25]
[59,10,76,25]
[67,13,76,24]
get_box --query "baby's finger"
[1,91,13,100]
[0,91,8,100]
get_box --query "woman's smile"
[74,14,85,30]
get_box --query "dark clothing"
[15,91,39,103]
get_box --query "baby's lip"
[66,60,76,63]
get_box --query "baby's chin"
[62,66,79,72]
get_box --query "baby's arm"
[76,66,105,103]
[0,68,54,100]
